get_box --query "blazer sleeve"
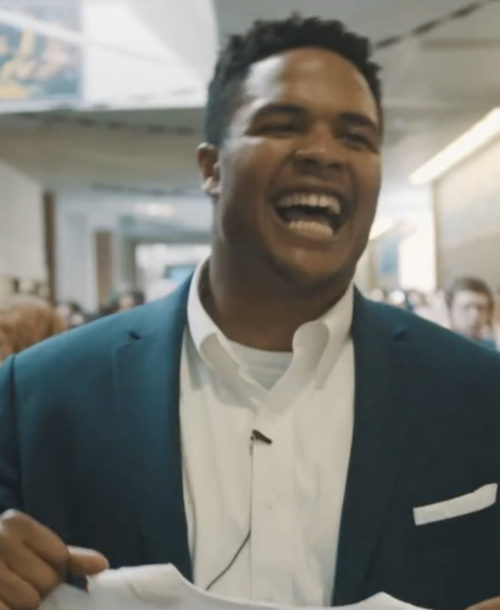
[0,355,22,511]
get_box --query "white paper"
[40,563,429,610]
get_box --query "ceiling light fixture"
[134,203,175,219]
[410,107,500,185]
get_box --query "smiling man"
[1,14,500,610]
[198,41,381,351]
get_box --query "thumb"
[67,546,110,576]
[467,600,500,610]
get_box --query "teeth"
[276,192,341,215]
[287,220,334,238]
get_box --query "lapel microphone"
[251,429,273,444]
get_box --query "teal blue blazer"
[1,279,500,609]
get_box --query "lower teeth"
[287,220,334,237]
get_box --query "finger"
[67,546,109,576]
[2,511,69,574]
[0,562,41,609]
[3,543,60,598]
[468,598,500,610]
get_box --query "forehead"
[454,290,490,306]
[240,47,378,123]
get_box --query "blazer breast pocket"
[413,483,497,526]
[410,484,498,605]
[401,484,499,610]
[412,483,497,566]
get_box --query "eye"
[340,131,377,151]
[258,121,301,136]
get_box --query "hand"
[0,509,109,609]
[468,599,500,610]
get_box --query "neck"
[201,250,352,351]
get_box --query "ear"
[197,143,221,199]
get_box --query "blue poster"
[377,233,400,276]
[0,1,81,108]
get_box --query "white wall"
[0,161,45,284]
[434,136,500,288]
[56,205,96,309]
[398,207,436,292]
[373,183,436,291]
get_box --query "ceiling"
[214,0,500,188]
[0,0,499,209]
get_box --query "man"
[1,15,500,610]
[445,276,497,348]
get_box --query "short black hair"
[445,276,494,311]
[204,14,382,146]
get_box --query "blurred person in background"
[367,287,388,303]
[386,288,407,309]
[117,289,145,311]
[2,14,500,610]
[55,300,86,329]
[445,276,497,348]
[85,290,146,322]
[0,295,66,364]
[404,289,428,314]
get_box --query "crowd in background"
[0,277,498,367]
[0,289,145,365]
[368,276,500,349]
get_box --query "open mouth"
[273,192,345,240]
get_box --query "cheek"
[353,160,381,226]
[221,138,285,196]
[218,142,285,232]
[361,157,382,195]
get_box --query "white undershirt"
[180,260,355,606]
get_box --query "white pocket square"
[413,483,497,526]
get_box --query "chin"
[265,251,352,292]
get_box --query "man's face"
[200,47,382,288]
[449,290,492,340]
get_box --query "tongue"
[279,207,332,228]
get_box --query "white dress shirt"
[180,260,355,606]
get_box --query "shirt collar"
[310,283,353,387]
[187,257,220,362]
[187,257,353,386]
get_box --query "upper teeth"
[275,192,341,215]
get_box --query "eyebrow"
[252,103,306,120]
[252,104,379,134]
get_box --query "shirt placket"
[249,408,294,603]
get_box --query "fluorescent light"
[134,203,175,219]
[410,107,500,185]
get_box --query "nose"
[293,124,346,176]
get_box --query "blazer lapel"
[113,279,192,579]
[333,293,413,604]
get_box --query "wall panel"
[435,136,500,288]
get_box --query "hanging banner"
[0,1,81,110]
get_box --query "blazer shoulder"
[12,283,190,380]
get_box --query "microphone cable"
[205,529,251,591]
